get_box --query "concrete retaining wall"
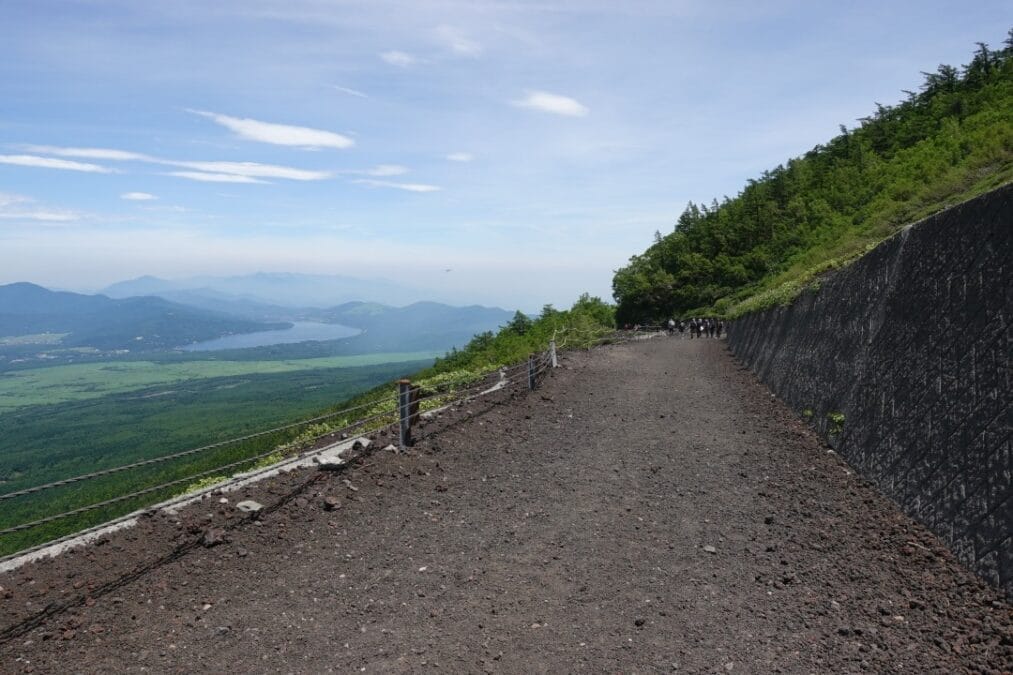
[726,184,1012,595]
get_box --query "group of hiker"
[620,318,727,338]
[666,317,724,338]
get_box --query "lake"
[182,321,361,352]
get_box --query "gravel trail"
[1,337,1010,673]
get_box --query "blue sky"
[1,1,1009,310]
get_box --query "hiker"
[667,318,676,335]
[716,319,724,338]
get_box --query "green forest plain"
[0,351,439,411]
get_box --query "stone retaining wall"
[726,184,1011,595]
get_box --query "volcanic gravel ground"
[0,337,1010,673]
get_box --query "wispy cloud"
[436,25,482,56]
[512,91,589,117]
[353,179,440,193]
[446,152,474,162]
[0,192,80,222]
[167,171,267,184]
[11,144,332,183]
[169,160,331,181]
[0,154,115,173]
[365,164,408,176]
[337,164,409,177]
[21,145,151,161]
[121,192,158,201]
[380,50,417,67]
[0,193,28,209]
[332,85,368,98]
[0,209,79,222]
[189,110,355,150]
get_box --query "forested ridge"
[612,34,1013,323]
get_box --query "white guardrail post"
[549,340,558,368]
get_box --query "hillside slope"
[613,35,1013,322]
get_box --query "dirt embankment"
[1,338,1010,673]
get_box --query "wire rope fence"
[0,326,664,564]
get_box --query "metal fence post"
[549,340,558,368]
[398,379,413,447]
[528,355,536,390]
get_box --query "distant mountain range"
[0,281,518,357]
[101,273,421,309]
[0,283,286,351]
[96,274,519,353]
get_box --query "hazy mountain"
[0,283,287,351]
[101,272,422,308]
[140,288,300,322]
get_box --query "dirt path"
[1,338,1010,673]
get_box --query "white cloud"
[189,110,355,150]
[353,179,440,193]
[338,165,409,177]
[121,192,158,201]
[380,50,417,67]
[512,91,589,117]
[0,192,79,222]
[446,152,474,162]
[169,160,330,181]
[17,144,331,182]
[365,164,408,176]
[167,171,266,184]
[21,145,151,161]
[436,25,482,56]
[0,192,30,209]
[0,210,79,222]
[0,154,115,173]
[332,85,368,98]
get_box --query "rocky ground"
[0,337,1010,673]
